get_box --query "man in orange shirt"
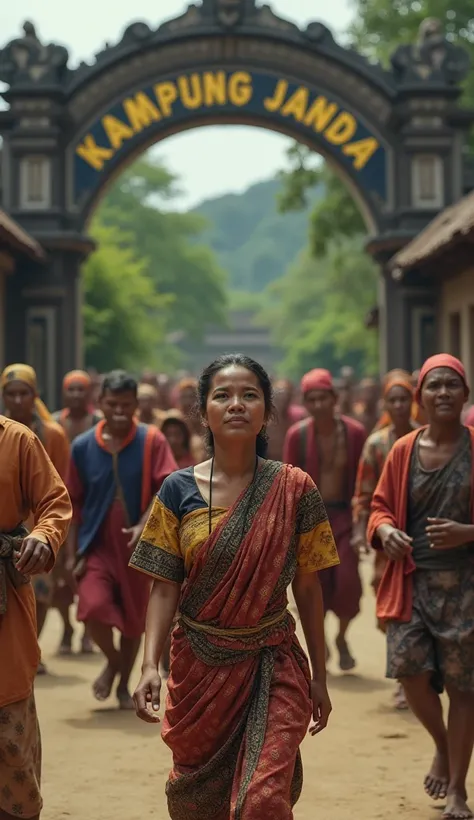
[0,415,71,819]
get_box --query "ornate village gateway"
[0,0,473,403]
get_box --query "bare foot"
[394,681,409,711]
[58,627,73,656]
[117,686,135,710]
[81,633,95,655]
[424,750,449,800]
[93,663,118,702]
[443,792,473,819]
[336,636,356,671]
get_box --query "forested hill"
[193,177,322,292]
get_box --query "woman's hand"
[133,666,162,723]
[309,679,332,736]
[378,524,412,561]
[426,518,473,550]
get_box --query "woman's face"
[163,421,187,456]
[384,385,412,425]
[421,367,466,423]
[3,381,36,424]
[205,365,267,445]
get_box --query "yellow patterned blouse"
[130,466,339,584]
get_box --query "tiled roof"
[390,189,474,273]
[0,209,45,261]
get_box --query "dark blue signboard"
[73,69,387,208]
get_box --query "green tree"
[278,146,363,258]
[82,221,171,372]
[261,236,379,378]
[95,157,228,340]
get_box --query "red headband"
[301,368,333,395]
[63,370,91,390]
[416,354,469,403]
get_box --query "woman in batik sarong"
[352,373,417,710]
[130,354,339,820]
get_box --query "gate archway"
[1,1,473,403]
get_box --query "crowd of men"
[1,356,473,820]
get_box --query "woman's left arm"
[292,570,332,734]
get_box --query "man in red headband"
[52,370,102,656]
[283,368,366,671]
[368,354,474,820]
[53,370,102,442]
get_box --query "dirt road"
[36,562,469,820]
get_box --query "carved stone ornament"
[0,21,69,87]
[391,18,470,85]
[212,0,246,28]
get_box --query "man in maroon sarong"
[65,370,177,709]
[267,379,307,461]
[284,368,366,670]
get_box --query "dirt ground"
[35,560,471,820]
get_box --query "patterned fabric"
[0,526,29,615]
[386,560,474,692]
[130,466,338,585]
[130,461,339,820]
[0,693,42,818]
[407,426,474,569]
[352,426,397,523]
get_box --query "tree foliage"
[278,144,364,257]
[94,157,228,342]
[261,236,379,378]
[82,156,228,372]
[82,221,170,372]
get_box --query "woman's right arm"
[134,579,181,723]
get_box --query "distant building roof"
[0,209,45,262]
[390,189,474,275]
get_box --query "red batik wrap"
[162,462,325,820]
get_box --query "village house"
[390,189,474,386]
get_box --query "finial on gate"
[0,21,69,88]
[391,17,469,84]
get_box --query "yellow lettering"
[264,79,288,113]
[178,74,204,109]
[154,82,178,117]
[102,115,134,150]
[123,92,161,132]
[203,71,227,106]
[324,112,357,145]
[228,71,253,106]
[342,137,379,170]
[280,87,309,122]
[75,135,113,171]
[304,96,338,132]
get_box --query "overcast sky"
[2,0,353,208]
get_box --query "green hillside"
[193,177,322,292]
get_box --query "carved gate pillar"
[367,18,473,372]
[0,23,95,404]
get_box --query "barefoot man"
[0,414,71,819]
[284,368,366,670]
[53,369,102,655]
[369,354,474,820]
[65,370,177,709]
